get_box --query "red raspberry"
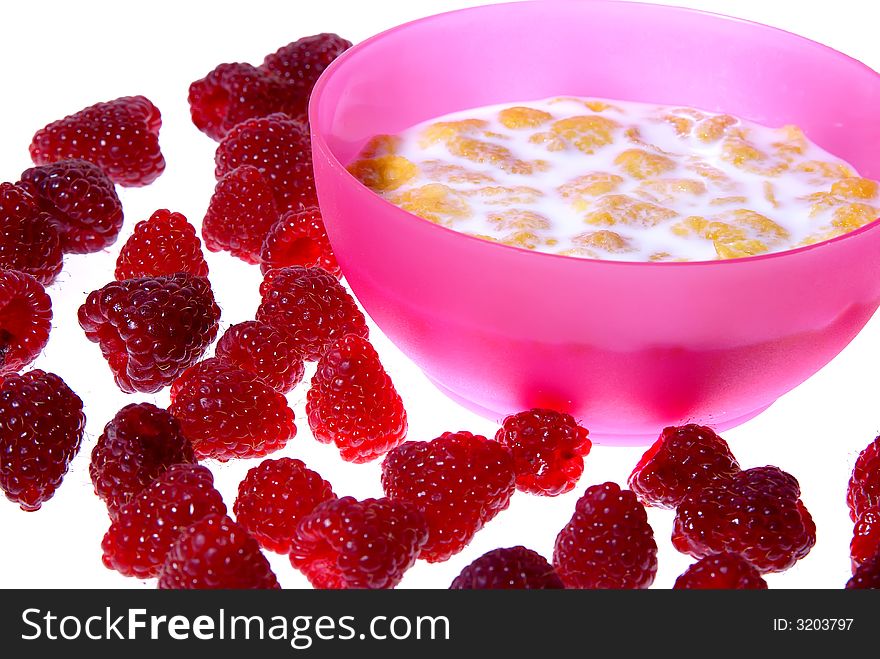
[260,207,340,277]
[30,96,164,187]
[848,435,880,522]
[234,458,336,554]
[628,424,741,509]
[852,507,880,572]
[101,464,226,579]
[450,546,564,589]
[189,62,302,141]
[261,33,352,112]
[0,182,63,284]
[90,403,195,518]
[215,113,316,212]
[158,514,280,589]
[553,481,657,589]
[78,272,220,393]
[202,165,281,263]
[307,334,407,463]
[214,320,304,393]
[0,370,85,511]
[847,551,880,589]
[17,159,123,254]
[672,553,768,589]
[381,431,516,562]
[0,270,52,376]
[289,496,427,589]
[672,466,816,573]
[115,209,209,280]
[256,265,368,361]
[494,408,591,496]
[202,166,281,264]
[169,358,296,461]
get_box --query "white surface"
[0,0,877,589]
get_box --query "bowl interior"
[314,0,880,178]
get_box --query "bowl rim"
[309,0,880,268]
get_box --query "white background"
[1,0,878,589]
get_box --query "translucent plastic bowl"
[309,0,880,443]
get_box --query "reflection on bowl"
[310,0,880,443]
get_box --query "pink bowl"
[310,0,880,443]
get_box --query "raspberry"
[381,431,516,562]
[90,403,195,517]
[552,482,658,589]
[848,435,880,521]
[78,272,220,393]
[214,320,304,393]
[169,358,296,461]
[450,546,564,589]
[101,464,226,579]
[234,458,336,554]
[846,551,880,589]
[852,507,880,571]
[203,166,281,264]
[115,209,208,280]
[672,466,816,573]
[256,265,368,361]
[260,207,340,276]
[672,553,768,589]
[158,514,280,589]
[189,62,302,141]
[289,496,427,589]
[0,270,52,376]
[0,182,63,284]
[307,334,407,463]
[628,424,741,509]
[18,159,124,254]
[215,113,316,212]
[0,370,85,511]
[261,33,352,113]
[494,408,591,496]
[29,96,165,187]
